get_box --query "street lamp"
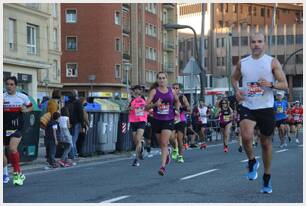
[124,62,131,99]
[88,74,96,97]
[163,23,206,101]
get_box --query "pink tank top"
[129,97,148,123]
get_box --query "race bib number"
[6,130,17,137]
[157,103,170,115]
[135,106,145,117]
[294,114,300,121]
[277,106,284,113]
[223,115,230,122]
[246,82,264,97]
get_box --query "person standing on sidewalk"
[274,91,289,148]
[3,76,33,186]
[231,32,288,193]
[146,72,180,176]
[67,90,84,160]
[128,85,148,167]
[170,83,190,163]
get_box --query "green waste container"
[18,93,42,162]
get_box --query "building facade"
[178,3,303,102]
[3,3,62,100]
[60,3,178,98]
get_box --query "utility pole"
[269,3,277,54]
[199,3,206,102]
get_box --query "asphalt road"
[3,135,303,203]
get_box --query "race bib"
[223,115,230,122]
[6,130,17,137]
[157,103,170,115]
[277,106,284,113]
[246,82,264,97]
[135,106,145,117]
[294,114,300,121]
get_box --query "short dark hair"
[52,90,61,99]
[52,112,61,120]
[132,85,142,91]
[5,76,18,86]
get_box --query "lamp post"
[88,74,96,97]
[163,23,206,102]
[124,62,131,99]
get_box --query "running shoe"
[296,138,300,144]
[238,146,243,153]
[13,172,25,186]
[288,136,291,142]
[177,155,184,163]
[64,162,73,167]
[261,175,272,194]
[58,160,66,167]
[132,159,140,167]
[189,144,198,148]
[158,166,166,176]
[200,143,207,150]
[166,148,171,165]
[247,159,260,180]
[284,143,288,147]
[183,143,189,150]
[224,146,229,153]
[52,163,60,168]
[3,174,10,184]
[171,148,178,160]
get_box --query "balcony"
[164,63,175,73]
[163,3,175,9]
[163,41,175,51]
[123,52,131,60]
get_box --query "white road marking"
[101,195,130,203]
[180,169,219,180]
[275,149,289,153]
[240,156,261,163]
[298,144,303,147]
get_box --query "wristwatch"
[270,83,274,89]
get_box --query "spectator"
[76,97,89,155]
[47,90,62,115]
[67,90,84,159]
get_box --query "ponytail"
[149,82,158,92]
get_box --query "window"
[66,37,77,51]
[52,4,57,17]
[225,3,228,12]
[221,38,225,47]
[204,39,208,49]
[115,38,121,51]
[286,35,294,44]
[53,28,58,50]
[146,3,156,14]
[8,18,16,50]
[66,9,77,23]
[240,5,243,14]
[232,37,239,46]
[296,35,303,44]
[115,64,121,78]
[233,4,237,13]
[261,8,265,17]
[53,60,58,80]
[217,57,221,66]
[253,7,257,16]
[222,57,225,66]
[27,24,38,54]
[267,8,270,17]
[66,63,78,77]
[277,35,284,45]
[115,11,121,25]
[293,75,303,87]
[241,36,248,46]
[205,57,207,67]
[248,6,252,15]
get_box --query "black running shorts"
[152,119,174,134]
[174,121,187,133]
[130,121,146,132]
[239,106,275,136]
[3,129,22,146]
[275,119,287,128]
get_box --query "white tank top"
[241,54,275,110]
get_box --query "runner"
[218,98,233,153]
[170,83,190,163]
[231,32,288,193]
[288,100,303,144]
[146,72,180,176]
[144,108,154,158]
[193,100,209,149]
[3,76,33,186]
[128,85,148,167]
[274,91,289,148]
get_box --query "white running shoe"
[296,139,300,144]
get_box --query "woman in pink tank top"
[128,85,148,167]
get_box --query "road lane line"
[298,145,303,147]
[240,156,261,163]
[275,149,288,153]
[180,169,218,180]
[101,195,130,203]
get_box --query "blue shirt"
[274,100,288,121]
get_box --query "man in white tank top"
[231,32,288,194]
